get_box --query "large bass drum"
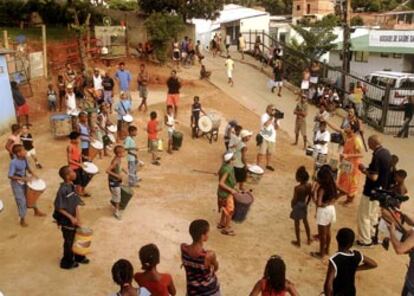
[199,113,221,133]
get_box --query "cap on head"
[240,129,253,139]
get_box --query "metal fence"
[241,30,414,135]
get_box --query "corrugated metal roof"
[212,4,268,25]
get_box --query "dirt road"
[0,56,411,295]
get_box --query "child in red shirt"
[147,111,161,166]
[134,244,176,296]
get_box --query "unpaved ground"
[0,60,410,296]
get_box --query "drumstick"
[192,169,218,176]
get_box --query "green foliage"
[0,0,102,26]
[144,13,184,63]
[107,0,138,11]
[290,24,337,61]
[352,0,404,12]
[368,0,381,12]
[313,14,341,27]
[350,16,364,26]
[139,0,224,20]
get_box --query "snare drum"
[27,179,46,208]
[82,162,99,175]
[73,227,93,256]
[107,125,117,133]
[246,164,264,184]
[50,114,72,137]
[122,114,133,123]
[89,140,103,160]
[199,113,221,133]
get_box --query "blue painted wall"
[0,54,16,135]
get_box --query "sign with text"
[369,30,414,48]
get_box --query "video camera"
[272,108,284,119]
[370,189,409,209]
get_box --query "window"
[380,53,389,58]
[400,79,414,88]
[307,4,311,14]
[354,51,369,63]
[393,53,402,59]
[297,5,300,11]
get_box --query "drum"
[108,134,116,144]
[72,227,93,256]
[120,186,133,210]
[172,131,183,149]
[107,125,117,133]
[27,179,46,208]
[122,114,133,123]
[313,150,327,168]
[246,164,264,184]
[305,147,314,156]
[50,114,72,137]
[89,140,103,160]
[199,113,221,133]
[232,191,254,223]
[82,162,99,175]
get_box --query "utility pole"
[341,0,351,92]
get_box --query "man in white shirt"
[225,55,234,87]
[314,121,331,168]
[257,104,280,171]
[92,68,103,91]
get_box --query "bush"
[350,16,364,26]
[144,13,184,64]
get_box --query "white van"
[365,71,414,105]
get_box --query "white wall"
[240,14,270,34]
[330,51,407,77]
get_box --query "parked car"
[365,71,414,105]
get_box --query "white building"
[330,29,414,77]
[193,4,270,49]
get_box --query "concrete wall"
[329,51,407,77]
[93,9,195,48]
[0,55,16,135]
[240,14,270,35]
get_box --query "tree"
[289,24,338,61]
[138,0,224,20]
[313,13,341,27]
[261,0,286,15]
[107,0,138,11]
[144,12,184,63]
[350,15,364,26]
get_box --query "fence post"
[41,25,48,78]
[380,85,391,132]
[3,30,8,48]
[262,30,265,53]
[249,30,251,52]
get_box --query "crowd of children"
[3,45,412,296]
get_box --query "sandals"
[216,224,225,230]
[221,229,236,236]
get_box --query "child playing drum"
[191,96,206,139]
[217,152,237,236]
[20,124,42,169]
[106,145,127,220]
[67,131,89,200]
[53,165,90,269]
[8,144,45,227]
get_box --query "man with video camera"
[256,104,282,172]
[357,135,392,247]
[387,214,414,296]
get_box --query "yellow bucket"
[72,227,93,256]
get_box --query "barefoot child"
[134,244,177,295]
[106,145,127,220]
[191,96,205,139]
[225,55,234,87]
[165,105,176,154]
[47,83,58,112]
[20,125,42,169]
[290,166,312,247]
[124,126,139,187]
[147,111,161,166]
[53,165,90,269]
[8,144,45,227]
[67,131,89,200]
[5,124,21,159]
